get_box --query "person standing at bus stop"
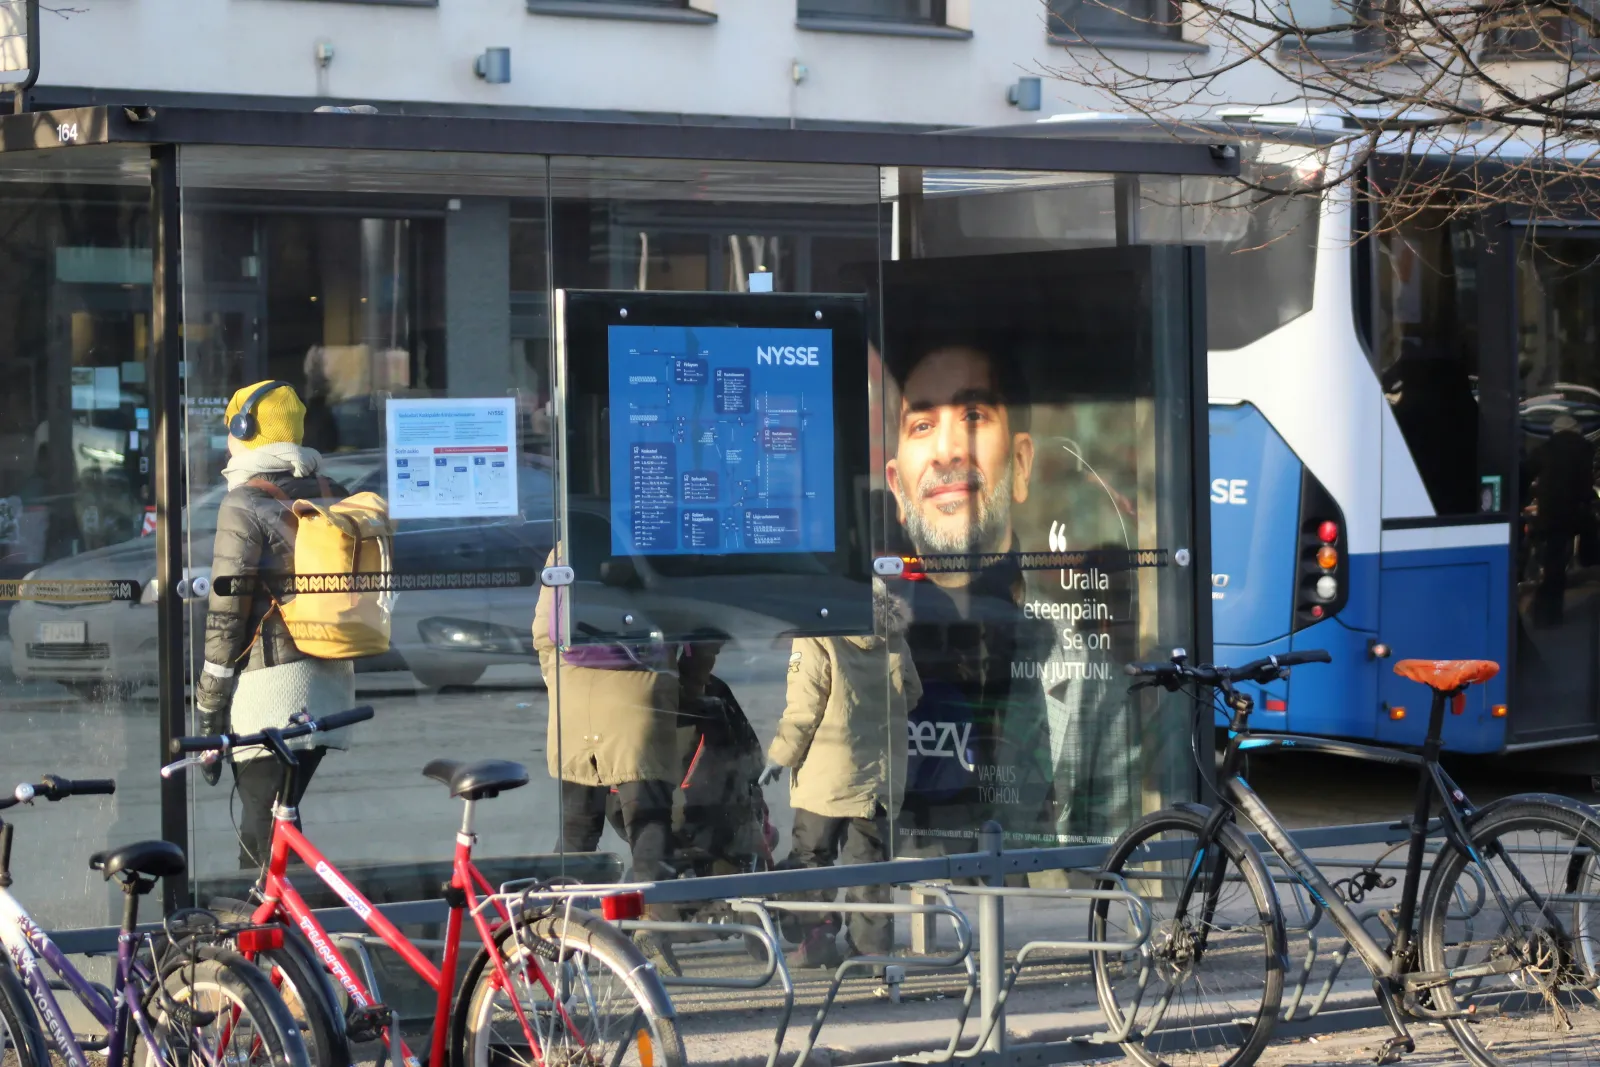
[1532,413,1598,626]
[759,579,922,968]
[197,381,357,869]
[532,556,716,974]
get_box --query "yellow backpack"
[251,481,395,659]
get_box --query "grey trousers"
[788,805,893,955]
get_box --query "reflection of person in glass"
[197,382,356,869]
[531,562,714,973]
[759,580,922,969]
[1531,413,1598,626]
[884,339,1053,849]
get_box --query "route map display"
[607,324,835,556]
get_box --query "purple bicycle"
[0,775,309,1067]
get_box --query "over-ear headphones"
[229,381,290,441]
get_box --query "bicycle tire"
[1419,796,1600,1067]
[144,947,311,1067]
[450,908,684,1067]
[1089,804,1286,1067]
[208,899,350,1067]
[0,950,49,1067]
[255,935,350,1067]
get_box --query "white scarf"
[222,443,323,490]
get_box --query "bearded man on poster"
[884,339,1056,851]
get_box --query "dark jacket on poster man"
[901,555,1056,845]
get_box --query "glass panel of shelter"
[176,148,563,933]
[877,167,1198,860]
[0,145,162,930]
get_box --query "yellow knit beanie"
[225,381,306,449]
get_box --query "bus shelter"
[0,105,1225,932]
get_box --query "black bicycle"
[1089,648,1600,1067]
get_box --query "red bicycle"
[164,706,684,1067]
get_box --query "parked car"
[9,453,555,693]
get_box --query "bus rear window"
[1136,146,1321,351]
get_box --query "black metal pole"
[12,0,38,114]
[151,143,188,912]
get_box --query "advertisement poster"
[606,324,835,556]
[385,398,518,520]
[881,250,1160,851]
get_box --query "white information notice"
[385,398,518,520]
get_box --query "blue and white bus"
[992,109,1600,759]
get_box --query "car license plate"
[36,622,87,644]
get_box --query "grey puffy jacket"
[197,470,349,714]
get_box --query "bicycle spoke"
[1093,818,1281,1067]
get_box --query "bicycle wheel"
[208,900,349,1067]
[253,935,349,1067]
[1420,797,1600,1067]
[451,908,685,1067]
[0,953,49,1067]
[1089,805,1286,1067]
[144,948,311,1067]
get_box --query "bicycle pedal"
[1374,1035,1414,1065]
[345,1002,392,1043]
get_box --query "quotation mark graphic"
[1048,521,1068,553]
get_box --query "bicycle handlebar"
[168,705,376,757]
[0,775,117,812]
[1125,649,1332,690]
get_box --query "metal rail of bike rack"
[738,897,974,1067]
[899,878,1153,1061]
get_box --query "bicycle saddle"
[89,839,187,882]
[422,758,529,801]
[1393,659,1500,691]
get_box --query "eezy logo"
[1210,478,1249,505]
[756,345,821,366]
[909,721,975,771]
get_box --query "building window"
[1487,0,1600,56]
[1278,0,1394,53]
[1049,0,1180,42]
[526,0,718,20]
[799,0,945,22]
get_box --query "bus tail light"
[1295,469,1348,630]
[1264,698,1287,712]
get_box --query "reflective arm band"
[202,662,236,679]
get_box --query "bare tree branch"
[1041,0,1600,227]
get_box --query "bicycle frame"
[0,887,171,1067]
[1190,684,1542,991]
[248,793,550,1067]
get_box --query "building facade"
[29,0,1257,129]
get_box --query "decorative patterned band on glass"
[0,579,140,602]
[212,568,539,597]
[906,549,1169,574]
